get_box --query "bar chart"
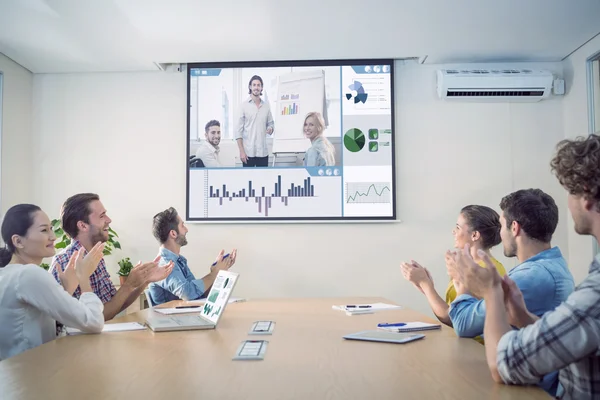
[209,175,315,216]
[281,103,299,115]
[188,169,341,219]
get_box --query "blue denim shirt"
[146,247,206,306]
[448,246,574,395]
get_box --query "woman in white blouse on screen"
[0,204,105,360]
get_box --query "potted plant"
[40,263,50,271]
[117,257,133,285]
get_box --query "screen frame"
[186,58,396,223]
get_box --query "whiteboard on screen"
[272,69,326,154]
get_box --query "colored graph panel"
[346,182,391,204]
[344,128,366,152]
[281,103,299,115]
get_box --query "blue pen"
[211,253,230,267]
[377,322,406,328]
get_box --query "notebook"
[343,330,425,344]
[378,322,441,333]
[66,322,147,335]
[145,270,239,332]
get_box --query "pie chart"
[344,128,366,152]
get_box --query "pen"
[346,305,372,308]
[377,323,406,327]
[211,253,230,267]
[175,306,200,309]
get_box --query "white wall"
[562,34,600,284]
[0,53,33,214]
[31,61,568,317]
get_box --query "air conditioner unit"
[436,68,554,102]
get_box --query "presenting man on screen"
[235,75,274,167]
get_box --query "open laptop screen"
[201,270,239,325]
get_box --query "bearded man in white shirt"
[196,120,222,167]
[235,75,274,167]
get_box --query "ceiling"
[0,0,599,74]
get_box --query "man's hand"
[449,244,502,298]
[445,250,459,279]
[501,275,534,328]
[266,127,273,135]
[74,242,106,281]
[125,256,174,288]
[211,249,237,273]
[239,149,248,164]
[401,261,433,294]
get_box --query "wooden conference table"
[0,297,549,399]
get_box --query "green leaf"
[103,249,111,256]
[113,241,121,250]
[55,241,67,249]
[108,227,119,237]
[51,219,61,229]
[55,228,64,237]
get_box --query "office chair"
[189,155,205,168]
[144,289,156,308]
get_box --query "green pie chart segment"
[344,128,366,152]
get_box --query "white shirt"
[195,140,221,167]
[0,264,104,361]
[235,97,275,158]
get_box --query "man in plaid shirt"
[50,193,174,320]
[449,134,600,399]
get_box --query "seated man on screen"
[447,188,574,396]
[235,75,274,167]
[195,119,222,168]
[146,207,237,306]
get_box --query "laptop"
[145,270,239,332]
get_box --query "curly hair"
[550,133,600,211]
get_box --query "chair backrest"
[144,289,156,308]
[189,157,205,168]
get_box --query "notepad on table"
[332,302,402,316]
[66,322,147,335]
[378,322,441,332]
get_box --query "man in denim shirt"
[448,189,574,396]
[147,207,237,306]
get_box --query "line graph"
[345,182,391,204]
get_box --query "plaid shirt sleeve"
[89,259,117,304]
[496,267,600,385]
[49,251,72,284]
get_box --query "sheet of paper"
[66,322,146,335]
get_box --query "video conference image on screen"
[186,59,396,221]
